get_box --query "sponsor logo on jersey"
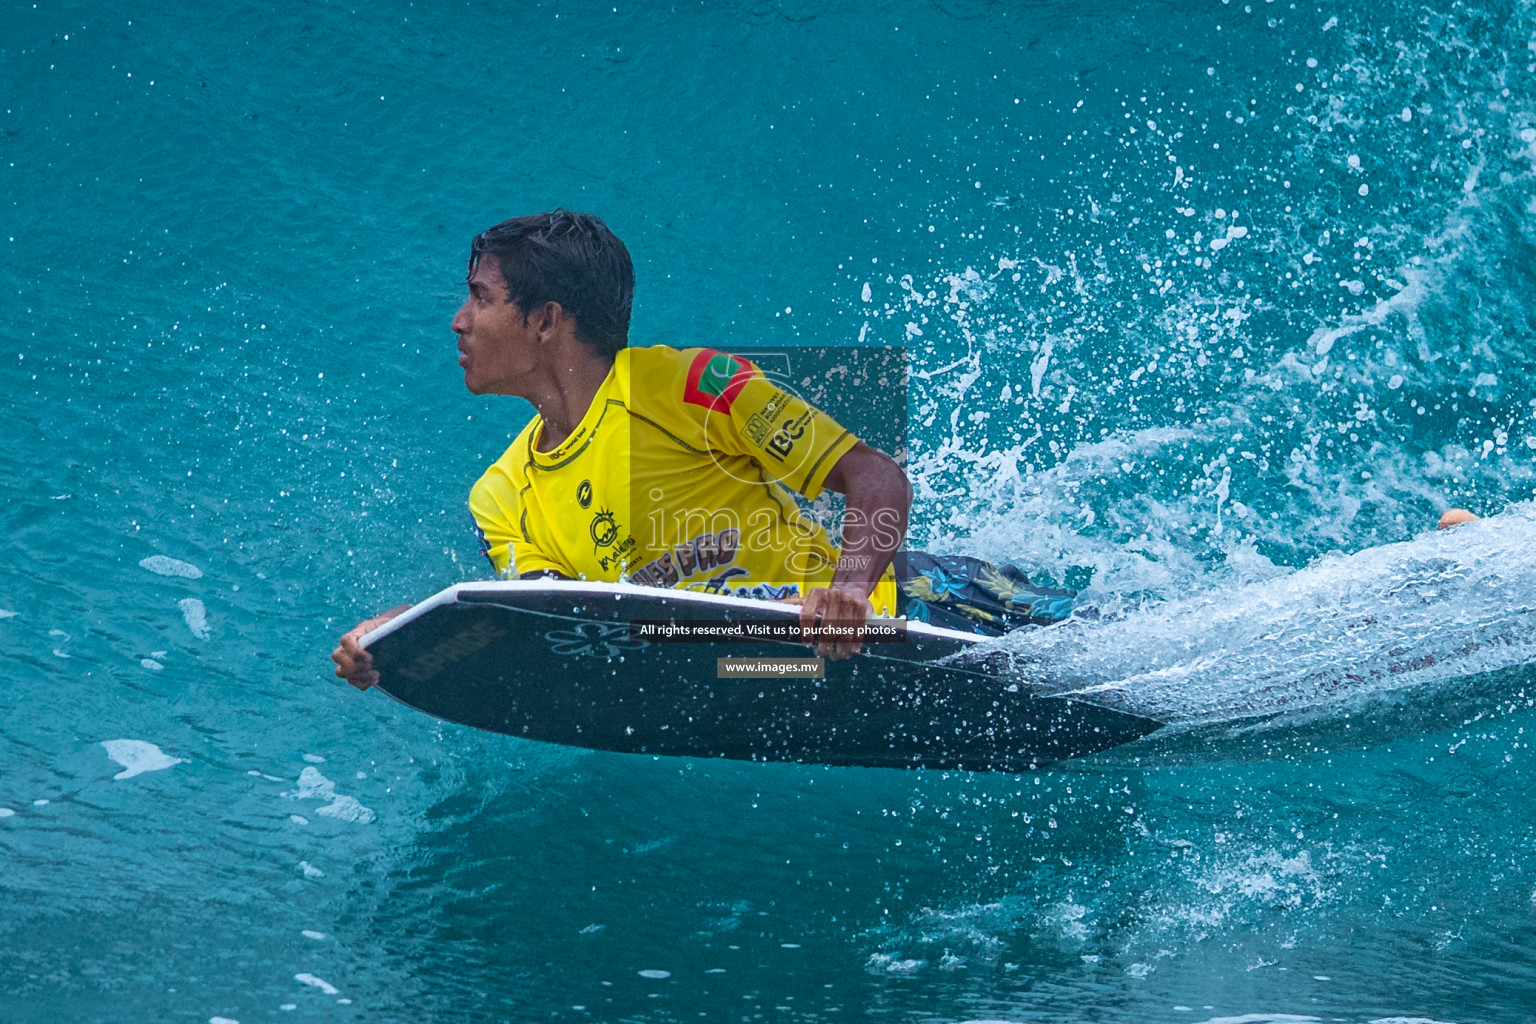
[743,388,793,445]
[764,410,813,461]
[596,533,637,572]
[694,565,749,594]
[590,508,619,549]
[576,479,593,509]
[630,528,740,588]
[588,507,638,571]
[743,414,772,445]
[733,581,800,601]
[683,349,754,413]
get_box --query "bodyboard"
[361,581,1162,770]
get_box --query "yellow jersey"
[468,345,898,615]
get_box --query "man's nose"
[450,304,470,335]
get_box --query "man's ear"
[532,300,565,337]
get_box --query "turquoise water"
[4,0,1536,1020]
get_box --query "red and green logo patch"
[683,349,754,413]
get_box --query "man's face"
[451,257,538,395]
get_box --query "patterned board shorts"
[894,551,1077,637]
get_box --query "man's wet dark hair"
[468,210,634,359]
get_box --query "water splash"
[881,2,1536,590]
[967,506,1536,725]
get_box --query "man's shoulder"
[621,343,756,377]
[620,343,691,379]
[622,344,758,417]
[474,419,538,489]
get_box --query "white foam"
[287,767,375,824]
[294,974,338,996]
[870,955,924,974]
[302,930,326,940]
[980,505,1536,725]
[299,861,324,878]
[0,808,14,818]
[140,658,164,671]
[0,609,16,618]
[637,969,671,979]
[179,598,210,640]
[139,555,203,579]
[102,739,186,780]
[209,1017,239,1024]
[302,754,325,763]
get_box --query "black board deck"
[361,581,1163,771]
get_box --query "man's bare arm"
[799,443,912,659]
[821,442,911,597]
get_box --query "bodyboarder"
[331,209,1075,689]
